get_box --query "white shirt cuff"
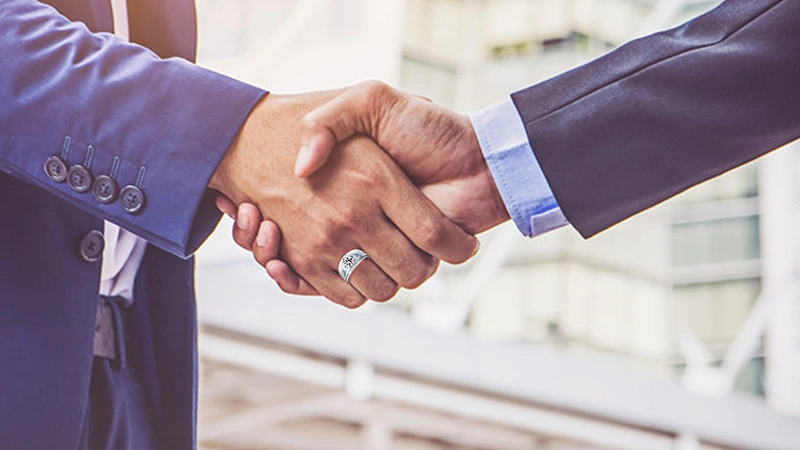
[469,99,569,237]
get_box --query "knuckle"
[333,207,374,235]
[301,112,319,130]
[325,285,366,309]
[367,170,389,189]
[349,217,375,236]
[365,277,399,302]
[447,249,471,265]
[258,244,278,262]
[307,230,330,252]
[253,252,269,268]
[400,272,426,290]
[372,282,399,303]
[354,169,387,194]
[273,275,294,294]
[287,256,313,277]
[425,257,440,278]
[336,206,361,227]
[232,233,248,250]
[318,220,349,244]
[231,226,251,249]
[361,80,397,114]
[340,295,367,310]
[315,239,343,263]
[360,80,390,98]
[418,217,447,249]
[400,269,430,289]
[399,260,438,290]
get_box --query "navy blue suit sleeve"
[511,0,800,238]
[0,0,266,257]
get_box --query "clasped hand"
[212,82,510,308]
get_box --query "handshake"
[209,82,512,308]
[201,0,795,310]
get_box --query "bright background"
[191,1,800,449]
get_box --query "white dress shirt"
[100,0,148,306]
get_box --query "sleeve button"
[44,156,68,183]
[120,185,145,214]
[92,175,119,204]
[67,165,93,193]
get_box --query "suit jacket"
[511,0,800,237]
[0,1,264,448]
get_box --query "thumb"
[295,81,396,178]
[214,194,237,219]
[295,128,337,178]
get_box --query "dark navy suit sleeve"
[0,0,266,257]
[510,0,800,238]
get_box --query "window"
[672,216,760,267]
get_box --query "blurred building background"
[192,0,800,449]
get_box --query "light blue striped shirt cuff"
[469,99,569,238]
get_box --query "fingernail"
[295,146,311,177]
[237,213,250,231]
[256,227,269,248]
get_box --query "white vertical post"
[760,142,800,415]
[363,418,393,450]
[346,359,375,401]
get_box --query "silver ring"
[338,249,370,283]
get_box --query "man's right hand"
[209,92,478,308]
[225,82,513,296]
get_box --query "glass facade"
[669,161,762,392]
[673,216,760,268]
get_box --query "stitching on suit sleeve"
[111,156,121,179]
[61,136,72,160]
[85,144,94,169]
[135,165,147,188]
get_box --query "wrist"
[481,164,512,229]
[209,95,273,197]
[209,89,347,206]
[465,121,512,231]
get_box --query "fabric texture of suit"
[0,0,265,448]
[511,0,800,238]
